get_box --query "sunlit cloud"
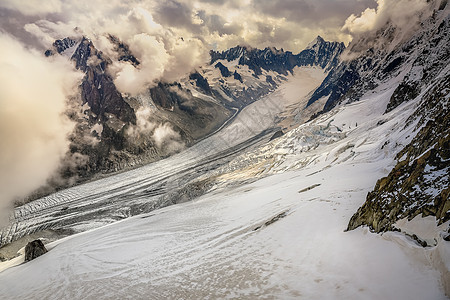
[0,33,82,224]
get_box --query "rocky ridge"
[306,1,450,113]
[347,74,450,234]
[209,36,344,77]
[344,1,450,236]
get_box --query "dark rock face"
[189,72,212,95]
[269,130,284,141]
[210,45,246,64]
[265,75,275,85]
[347,75,450,233]
[149,82,230,140]
[150,82,180,110]
[307,62,360,110]
[296,36,345,70]
[233,70,243,82]
[108,34,140,67]
[46,36,137,125]
[215,62,232,77]
[25,240,48,262]
[73,37,136,124]
[382,56,404,74]
[386,81,420,113]
[45,37,77,57]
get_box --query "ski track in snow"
[0,67,448,299]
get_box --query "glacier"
[0,65,448,299]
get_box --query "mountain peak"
[305,35,325,50]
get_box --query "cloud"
[341,0,438,56]
[126,107,185,155]
[126,107,157,138]
[0,0,62,16]
[111,33,170,95]
[23,19,80,48]
[153,0,200,32]
[152,123,185,153]
[0,33,82,224]
[342,0,429,34]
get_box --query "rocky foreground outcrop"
[347,75,450,233]
[24,240,48,262]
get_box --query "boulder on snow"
[24,240,48,262]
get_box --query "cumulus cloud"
[152,123,185,153]
[0,33,82,224]
[341,0,438,56]
[127,107,157,138]
[112,33,170,95]
[342,0,429,34]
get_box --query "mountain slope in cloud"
[0,33,82,224]
[306,0,449,112]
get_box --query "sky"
[0,0,379,52]
[0,0,438,222]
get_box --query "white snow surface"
[0,167,446,299]
[0,68,449,299]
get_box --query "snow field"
[0,65,448,299]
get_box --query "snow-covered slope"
[307,1,450,113]
[0,67,448,298]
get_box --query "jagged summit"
[210,45,249,64]
[210,37,345,76]
[305,35,325,49]
[45,37,80,58]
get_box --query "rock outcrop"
[24,240,48,262]
[347,75,450,233]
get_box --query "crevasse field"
[0,67,448,299]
